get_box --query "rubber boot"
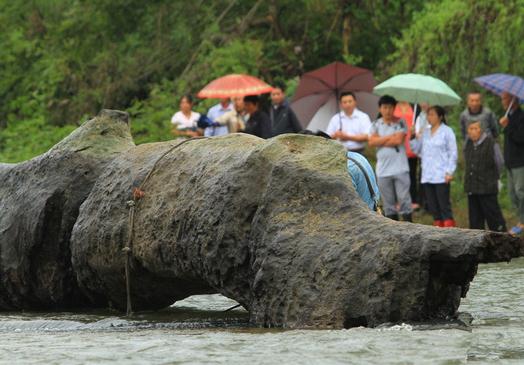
[386,214,399,221]
[401,213,413,222]
[443,219,456,227]
[433,220,443,227]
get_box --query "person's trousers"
[408,157,419,204]
[423,183,453,220]
[377,172,412,216]
[508,166,524,224]
[467,194,507,232]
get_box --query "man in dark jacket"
[269,82,302,137]
[243,95,272,139]
[459,91,499,140]
[499,92,524,235]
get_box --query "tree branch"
[238,0,264,34]
[179,0,238,79]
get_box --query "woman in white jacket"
[411,105,458,227]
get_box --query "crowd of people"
[170,82,302,140]
[170,86,524,236]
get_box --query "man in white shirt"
[326,92,372,154]
[205,98,233,137]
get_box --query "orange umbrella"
[197,74,273,99]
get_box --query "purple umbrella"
[474,73,524,114]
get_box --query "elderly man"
[499,92,524,235]
[215,96,248,133]
[326,92,372,155]
[460,92,499,140]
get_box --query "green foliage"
[385,0,524,117]
[0,117,76,162]
[342,0,427,70]
[206,39,264,77]
[0,0,428,143]
[127,81,175,146]
[0,0,430,160]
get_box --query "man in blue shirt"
[205,98,233,137]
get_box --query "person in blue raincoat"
[300,130,380,211]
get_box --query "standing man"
[215,96,248,133]
[499,92,524,235]
[243,95,272,139]
[205,98,233,137]
[369,95,412,222]
[460,91,499,140]
[326,92,372,155]
[270,82,302,137]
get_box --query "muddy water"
[1,258,523,364]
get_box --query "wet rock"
[70,132,523,328]
[0,110,134,310]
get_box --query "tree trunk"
[342,12,351,58]
[341,0,354,59]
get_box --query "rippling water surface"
[1,258,523,364]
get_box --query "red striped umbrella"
[197,74,274,99]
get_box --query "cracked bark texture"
[69,132,523,328]
[0,110,134,309]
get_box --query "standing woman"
[411,106,458,227]
[171,94,202,138]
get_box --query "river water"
[1,257,523,364]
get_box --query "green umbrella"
[373,73,461,106]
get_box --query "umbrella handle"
[336,88,342,131]
[411,104,418,136]
[504,97,515,118]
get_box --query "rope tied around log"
[122,136,207,317]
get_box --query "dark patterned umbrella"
[474,73,524,111]
[290,62,378,131]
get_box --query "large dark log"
[0,110,134,309]
[69,130,523,328]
